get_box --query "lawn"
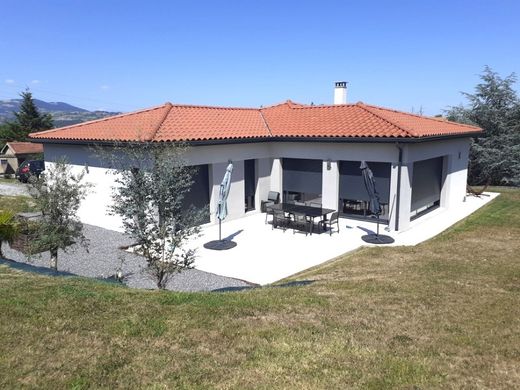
[0,189,519,389]
[0,194,36,214]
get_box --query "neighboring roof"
[29,100,482,143]
[0,142,44,155]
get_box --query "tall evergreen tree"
[6,89,53,141]
[447,66,520,186]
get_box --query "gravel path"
[2,224,254,292]
[0,181,30,196]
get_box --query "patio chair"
[318,211,340,236]
[291,213,311,236]
[262,191,280,218]
[272,209,291,231]
[262,191,280,223]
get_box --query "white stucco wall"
[322,160,339,211]
[43,137,471,232]
[392,138,471,231]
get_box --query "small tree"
[0,211,19,259]
[29,160,90,270]
[105,143,206,289]
[7,89,53,141]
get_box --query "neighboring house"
[0,141,44,175]
[29,83,481,233]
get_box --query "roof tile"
[2,142,43,155]
[29,100,482,142]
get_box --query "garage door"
[411,157,443,216]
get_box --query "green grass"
[0,189,519,389]
[0,195,36,214]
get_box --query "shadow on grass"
[0,257,76,277]
[1,257,316,293]
[0,257,124,286]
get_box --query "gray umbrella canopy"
[216,163,233,221]
[360,161,382,216]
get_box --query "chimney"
[334,81,347,105]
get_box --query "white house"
[29,83,481,233]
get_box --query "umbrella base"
[361,234,395,245]
[203,240,237,251]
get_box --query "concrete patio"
[190,192,499,285]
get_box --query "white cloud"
[4,79,15,84]
[31,79,40,84]
[100,85,110,90]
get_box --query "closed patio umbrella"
[360,161,394,244]
[204,162,237,250]
[216,163,233,223]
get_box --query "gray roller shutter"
[411,157,443,213]
[282,158,322,194]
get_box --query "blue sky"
[1,0,519,115]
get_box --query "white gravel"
[2,224,254,292]
[0,180,30,196]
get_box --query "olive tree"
[104,142,207,289]
[29,160,90,270]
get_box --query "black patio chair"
[291,213,311,236]
[319,211,340,236]
[265,205,274,224]
[272,209,291,231]
[262,191,280,223]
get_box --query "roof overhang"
[29,132,482,147]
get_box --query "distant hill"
[0,98,121,127]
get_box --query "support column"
[395,162,413,231]
[322,160,339,210]
[440,155,452,208]
[255,158,272,210]
[387,163,399,231]
[270,158,283,195]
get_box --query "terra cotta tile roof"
[29,100,481,142]
[2,142,43,155]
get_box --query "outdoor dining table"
[268,203,335,235]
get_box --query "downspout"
[395,143,403,231]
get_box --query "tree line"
[447,66,520,186]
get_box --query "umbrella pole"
[376,214,380,237]
[219,218,222,241]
